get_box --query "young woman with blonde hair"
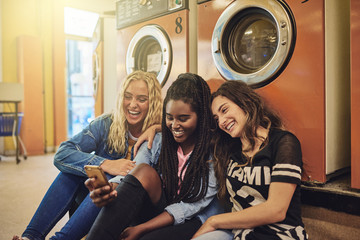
[13,70,162,240]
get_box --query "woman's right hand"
[191,217,217,239]
[100,159,136,176]
[133,124,161,157]
[85,179,119,207]
[120,225,144,240]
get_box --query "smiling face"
[123,79,149,136]
[211,95,247,139]
[165,99,198,153]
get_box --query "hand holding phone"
[84,165,110,189]
[84,165,117,207]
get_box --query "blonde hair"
[107,71,162,154]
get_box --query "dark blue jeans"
[22,172,101,240]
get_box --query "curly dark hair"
[211,80,283,199]
[158,73,212,204]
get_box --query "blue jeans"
[192,230,234,240]
[22,172,101,240]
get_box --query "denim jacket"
[110,132,224,225]
[54,114,130,177]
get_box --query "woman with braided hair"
[85,73,223,240]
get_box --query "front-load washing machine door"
[126,25,172,86]
[212,0,296,88]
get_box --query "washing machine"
[116,0,194,96]
[351,0,360,189]
[197,0,350,183]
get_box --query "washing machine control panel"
[116,0,187,29]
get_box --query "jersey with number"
[227,128,308,240]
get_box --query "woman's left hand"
[101,159,136,176]
[191,218,216,239]
[119,226,144,240]
[85,180,118,207]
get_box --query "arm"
[120,212,174,240]
[54,115,136,177]
[193,132,303,238]
[85,178,119,207]
[133,124,162,157]
[55,130,135,177]
[192,182,296,238]
[121,161,218,239]
[101,132,162,175]
[54,116,110,176]
[100,159,135,176]
[108,133,162,185]
[88,133,162,207]
[165,163,218,225]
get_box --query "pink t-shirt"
[177,145,192,192]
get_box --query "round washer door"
[212,0,295,88]
[126,25,172,86]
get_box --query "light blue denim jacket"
[54,114,130,177]
[110,132,224,225]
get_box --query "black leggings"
[87,174,202,240]
[136,181,202,239]
[139,217,202,240]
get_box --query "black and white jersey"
[226,129,308,240]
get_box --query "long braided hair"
[158,73,212,204]
[211,80,283,199]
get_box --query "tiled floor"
[2,154,360,240]
[0,154,69,240]
[302,204,360,240]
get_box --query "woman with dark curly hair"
[193,80,308,240]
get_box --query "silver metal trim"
[211,0,294,86]
[126,25,172,86]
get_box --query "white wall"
[103,17,117,114]
[325,0,351,175]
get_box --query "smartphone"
[84,165,110,188]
